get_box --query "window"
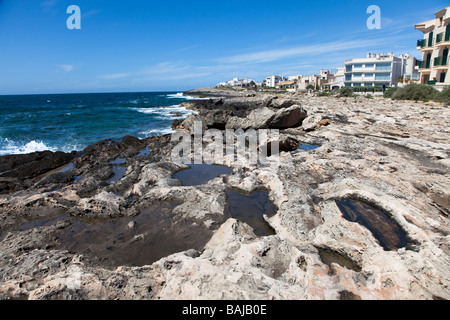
[376,63,391,71]
[364,73,374,78]
[375,73,391,80]
[365,83,374,87]
[364,64,374,68]
[353,73,362,78]
[353,64,363,69]
[345,75,352,81]
[352,83,361,87]
[346,65,352,72]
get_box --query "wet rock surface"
[0,88,449,300]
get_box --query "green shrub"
[383,87,398,98]
[339,87,354,97]
[391,84,439,102]
[435,87,450,105]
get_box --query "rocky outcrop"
[0,151,78,195]
[0,91,449,300]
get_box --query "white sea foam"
[166,92,211,100]
[131,104,196,119]
[139,127,174,137]
[0,138,56,156]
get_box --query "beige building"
[415,6,450,89]
[288,69,334,91]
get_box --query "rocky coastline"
[0,88,449,300]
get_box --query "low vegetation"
[384,84,450,105]
[338,86,354,97]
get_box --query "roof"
[415,6,450,32]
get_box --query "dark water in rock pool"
[55,202,214,267]
[225,189,277,236]
[172,163,233,186]
[336,199,410,251]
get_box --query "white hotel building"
[344,53,405,88]
[415,6,450,88]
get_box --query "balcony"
[436,32,450,47]
[433,56,449,69]
[417,39,433,51]
[418,60,432,72]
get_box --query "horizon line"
[0,89,198,97]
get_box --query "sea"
[0,92,206,156]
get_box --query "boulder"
[226,107,275,130]
[302,114,324,132]
[260,134,300,156]
[270,105,307,129]
[269,98,300,109]
[178,114,208,134]
[201,109,235,130]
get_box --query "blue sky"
[0,0,447,94]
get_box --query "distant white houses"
[320,68,346,90]
[217,77,256,87]
[264,75,287,88]
[275,81,296,90]
[344,52,418,88]
[398,54,421,83]
[286,69,340,91]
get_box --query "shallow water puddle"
[17,214,71,232]
[172,163,232,186]
[56,202,213,267]
[317,247,361,274]
[336,199,410,251]
[225,189,277,236]
[298,144,321,151]
[57,162,74,173]
[136,146,150,158]
[107,158,127,184]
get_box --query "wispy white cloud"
[140,62,190,75]
[98,62,212,84]
[99,72,130,80]
[56,64,76,72]
[41,0,58,7]
[216,38,393,64]
[171,45,200,54]
[82,9,101,19]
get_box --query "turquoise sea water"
[0,92,203,156]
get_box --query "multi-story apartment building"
[344,53,404,88]
[264,75,286,88]
[415,6,450,88]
